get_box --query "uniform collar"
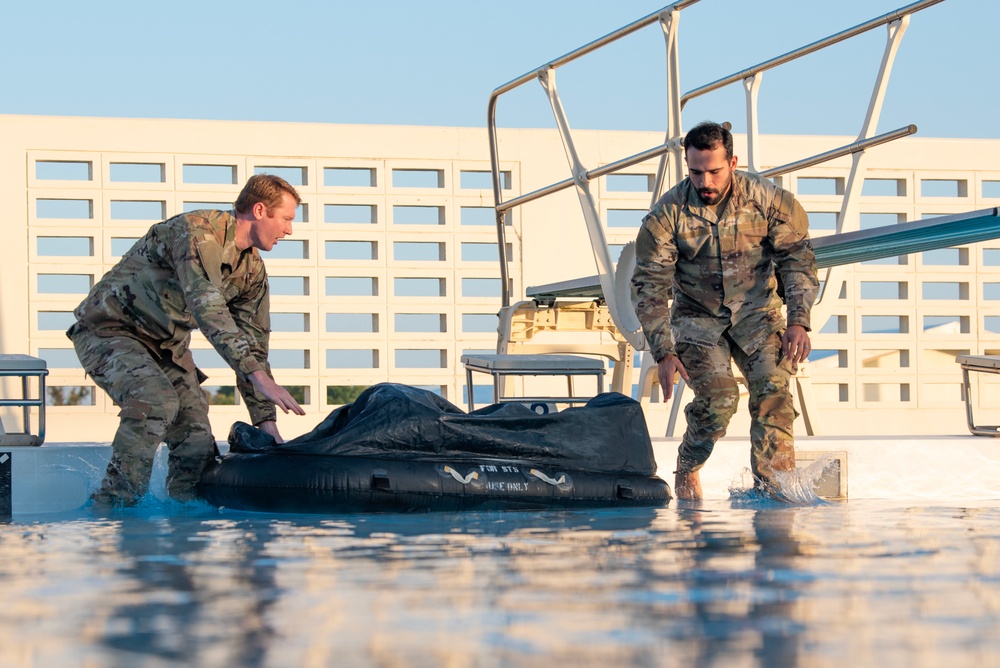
[221,210,249,267]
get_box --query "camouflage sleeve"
[631,207,677,362]
[229,263,278,426]
[769,190,820,330]
[171,225,267,379]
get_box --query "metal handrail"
[487,0,700,306]
[497,140,682,214]
[760,124,917,179]
[488,0,942,212]
[679,0,945,108]
[488,0,700,101]
[485,0,944,319]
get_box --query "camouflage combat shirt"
[71,210,276,424]
[631,170,819,362]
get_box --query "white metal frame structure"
[485,0,950,418]
[488,0,698,347]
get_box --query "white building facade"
[1,115,998,442]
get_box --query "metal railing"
[759,125,917,180]
[486,0,948,349]
[682,0,944,103]
[678,0,944,178]
[487,0,700,309]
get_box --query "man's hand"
[256,420,285,443]
[248,370,306,415]
[657,354,690,401]
[781,324,811,366]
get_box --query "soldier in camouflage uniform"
[631,122,819,500]
[67,174,307,507]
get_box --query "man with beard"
[631,121,819,500]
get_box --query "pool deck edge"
[3,434,998,515]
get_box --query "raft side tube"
[199,452,670,513]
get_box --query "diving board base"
[957,355,1000,437]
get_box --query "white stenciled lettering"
[479,464,498,472]
[487,481,530,493]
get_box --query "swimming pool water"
[1,500,998,666]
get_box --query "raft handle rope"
[443,466,479,484]
[530,469,568,486]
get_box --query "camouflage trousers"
[675,330,797,489]
[69,327,218,506]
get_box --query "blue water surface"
[1,499,999,666]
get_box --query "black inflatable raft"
[199,383,671,513]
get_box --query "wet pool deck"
[5,434,998,516]
[652,435,1000,503]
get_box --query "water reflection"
[80,514,276,665]
[0,501,997,666]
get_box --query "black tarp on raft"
[229,383,657,475]
[200,384,669,512]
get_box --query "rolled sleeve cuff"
[249,405,278,427]
[651,344,675,364]
[238,356,264,376]
[787,310,811,331]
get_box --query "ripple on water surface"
[0,498,998,666]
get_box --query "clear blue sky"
[1,0,992,138]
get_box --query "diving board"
[811,207,1000,268]
[525,208,1000,302]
